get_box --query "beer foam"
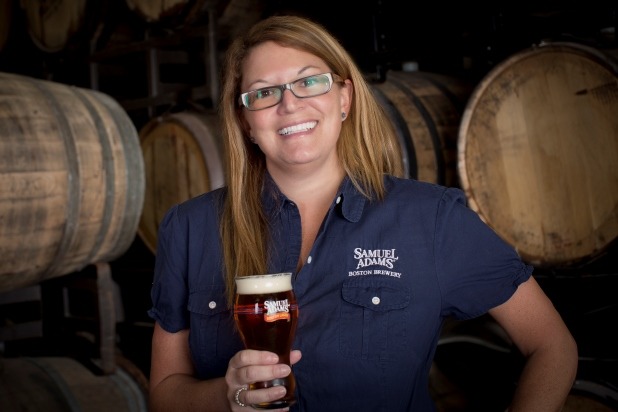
[236,273,292,294]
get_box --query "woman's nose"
[278,88,302,111]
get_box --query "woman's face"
[240,41,352,176]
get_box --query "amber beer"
[234,273,298,409]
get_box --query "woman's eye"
[254,89,272,99]
[302,77,319,87]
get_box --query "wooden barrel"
[125,0,227,27]
[20,0,109,53]
[458,42,618,267]
[138,110,224,254]
[431,343,618,412]
[0,72,145,293]
[435,316,618,411]
[563,382,618,412]
[371,70,472,186]
[0,356,148,412]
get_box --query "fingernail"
[276,364,290,375]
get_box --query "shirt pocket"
[340,276,411,361]
[188,286,243,379]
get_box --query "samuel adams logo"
[349,248,402,278]
[263,299,290,322]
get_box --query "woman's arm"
[149,322,231,411]
[489,276,578,412]
[149,322,298,411]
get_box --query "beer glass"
[234,273,298,409]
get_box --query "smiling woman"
[147,15,577,412]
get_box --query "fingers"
[236,385,288,410]
[228,350,289,383]
[238,362,291,384]
[226,349,301,410]
[290,350,302,365]
[229,349,302,370]
[230,349,279,369]
[226,349,293,409]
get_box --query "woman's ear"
[340,78,353,117]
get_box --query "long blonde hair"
[219,15,403,305]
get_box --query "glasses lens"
[243,87,282,110]
[291,74,332,98]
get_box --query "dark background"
[2,1,617,126]
[0,0,617,410]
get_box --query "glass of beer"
[234,273,298,409]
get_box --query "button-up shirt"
[149,174,532,411]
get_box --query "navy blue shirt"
[149,175,533,411]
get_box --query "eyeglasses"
[239,72,342,111]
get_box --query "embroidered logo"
[349,248,402,278]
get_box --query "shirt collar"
[261,173,367,223]
[338,176,366,223]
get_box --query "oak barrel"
[125,0,227,27]
[371,70,472,186]
[458,42,618,267]
[138,110,224,254]
[0,356,148,412]
[0,72,145,293]
[20,0,108,53]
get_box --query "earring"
[341,112,346,120]
[249,136,256,143]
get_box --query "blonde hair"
[219,15,403,305]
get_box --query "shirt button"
[372,296,380,305]
[336,196,342,204]
[208,301,217,309]
[307,255,312,264]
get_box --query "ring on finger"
[234,386,248,407]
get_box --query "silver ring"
[234,386,248,407]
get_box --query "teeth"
[278,121,317,136]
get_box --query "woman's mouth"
[278,121,317,136]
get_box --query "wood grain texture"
[138,110,224,254]
[0,72,144,292]
[458,42,618,266]
[372,70,471,186]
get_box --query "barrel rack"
[0,263,123,374]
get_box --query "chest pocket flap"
[188,285,229,316]
[342,275,410,312]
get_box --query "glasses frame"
[238,72,342,111]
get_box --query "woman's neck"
[268,162,345,206]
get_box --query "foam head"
[235,273,293,294]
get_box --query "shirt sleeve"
[147,204,190,332]
[435,187,533,319]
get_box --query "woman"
[148,15,578,411]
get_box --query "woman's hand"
[225,349,302,411]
